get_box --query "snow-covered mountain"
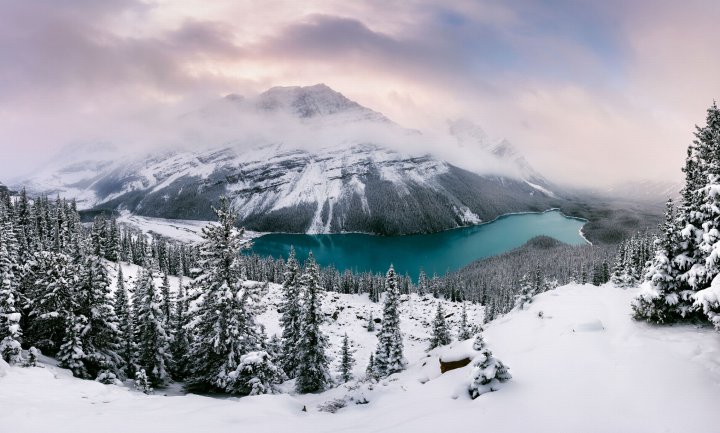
[13,84,562,235]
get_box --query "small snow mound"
[0,358,9,377]
[438,339,477,364]
[573,319,605,332]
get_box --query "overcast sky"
[1,0,719,187]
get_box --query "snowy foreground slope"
[2,282,720,433]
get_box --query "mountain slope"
[14,84,563,235]
[2,282,718,433]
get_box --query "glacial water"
[247,210,588,280]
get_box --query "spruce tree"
[633,200,684,323]
[514,273,534,310]
[468,333,511,399]
[457,303,473,341]
[57,313,88,378]
[295,253,331,393]
[691,102,720,326]
[170,276,190,380]
[159,273,174,331]
[428,302,452,351]
[366,353,376,380]
[0,217,22,364]
[230,350,284,396]
[134,265,172,387]
[339,333,355,383]
[114,265,135,377]
[75,256,121,379]
[134,369,153,394]
[185,197,256,393]
[373,265,405,377]
[279,248,303,378]
[26,251,76,355]
[367,314,375,332]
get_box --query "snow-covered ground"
[116,212,264,243]
[2,282,719,433]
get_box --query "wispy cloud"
[1,0,718,187]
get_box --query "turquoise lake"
[247,210,588,280]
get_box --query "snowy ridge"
[2,279,719,432]
[13,84,559,235]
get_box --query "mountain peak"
[256,84,387,121]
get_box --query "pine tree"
[514,273,534,310]
[373,265,405,377]
[170,276,190,380]
[366,314,375,332]
[134,369,153,394]
[159,273,174,331]
[691,102,720,326]
[0,215,22,364]
[75,256,121,379]
[468,333,511,399]
[278,248,303,378]
[457,303,473,341]
[339,333,355,383]
[185,197,256,393]
[365,353,376,380]
[134,265,172,387]
[633,200,684,323]
[428,302,452,351]
[295,253,331,393]
[57,313,88,378]
[229,351,284,396]
[106,218,119,262]
[114,266,135,377]
[417,269,428,295]
[26,251,76,355]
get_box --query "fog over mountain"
[15,84,561,235]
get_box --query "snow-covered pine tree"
[295,253,331,393]
[367,314,375,332]
[514,273,534,310]
[75,256,121,379]
[373,265,405,377]
[91,216,107,258]
[633,200,684,323]
[468,333,511,399]
[229,350,284,396]
[0,214,23,364]
[105,218,119,262]
[134,264,172,387]
[57,313,88,378]
[134,369,153,394]
[185,197,255,393]
[428,302,452,351]
[279,247,303,378]
[26,251,76,355]
[339,333,355,383]
[159,272,174,331]
[457,303,473,341]
[365,353,376,380]
[691,102,720,326]
[417,269,428,295]
[114,265,135,377]
[170,275,190,380]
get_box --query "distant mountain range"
[12,84,564,235]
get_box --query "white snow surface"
[2,282,720,433]
[116,211,263,243]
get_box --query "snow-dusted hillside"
[14,84,561,235]
[2,280,719,433]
